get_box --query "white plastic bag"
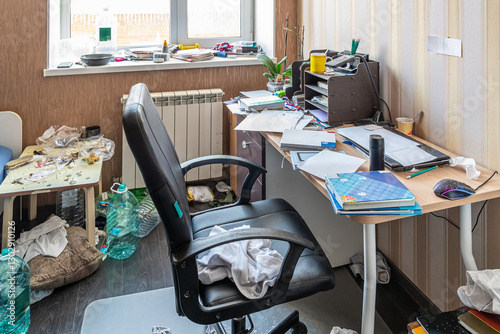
[457,269,500,314]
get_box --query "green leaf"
[263,73,275,81]
[257,53,278,76]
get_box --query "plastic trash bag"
[187,186,214,202]
[457,269,500,314]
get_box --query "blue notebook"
[325,171,416,210]
[326,181,422,216]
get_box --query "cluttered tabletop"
[0,126,114,197]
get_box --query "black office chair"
[122,83,335,334]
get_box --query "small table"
[0,145,102,249]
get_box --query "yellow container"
[310,53,327,74]
[396,117,414,135]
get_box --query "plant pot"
[267,81,284,92]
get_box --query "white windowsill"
[43,56,262,77]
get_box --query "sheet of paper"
[297,149,365,180]
[294,115,313,130]
[234,110,305,133]
[240,90,273,98]
[386,146,438,167]
[309,109,328,123]
[427,35,462,57]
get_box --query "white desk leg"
[2,197,15,249]
[460,204,478,271]
[361,224,377,334]
[84,187,96,247]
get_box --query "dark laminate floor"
[11,201,437,334]
[28,225,172,334]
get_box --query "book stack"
[173,49,214,62]
[325,171,422,216]
[458,309,500,334]
[238,95,285,111]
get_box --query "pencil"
[406,165,437,179]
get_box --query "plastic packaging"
[79,135,115,161]
[138,195,161,237]
[36,125,85,150]
[187,186,214,202]
[95,191,114,218]
[0,248,31,334]
[106,183,139,259]
[56,189,85,227]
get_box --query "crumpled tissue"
[330,326,358,334]
[450,156,481,179]
[457,269,500,315]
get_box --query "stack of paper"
[325,171,422,216]
[173,49,214,62]
[234,110,312,133]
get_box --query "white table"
[0,145,102,249]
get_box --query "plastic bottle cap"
[1,248,12,256]
[118,184,127,192]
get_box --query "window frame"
[174,0,254,48]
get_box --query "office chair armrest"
[172,227,314,264]
[181,155,267,205]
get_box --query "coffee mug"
[85,125,101,138]
[310,53,332,74]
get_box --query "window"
[47,0,253,68]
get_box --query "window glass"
[71,0,170,47]
[187,0,240,38]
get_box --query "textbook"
[326,181,422,216]
[459,310,500,334]
[238,96,285,111]
[325,171,416,210]
[280,129,336,150]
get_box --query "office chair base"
[212,310,307,334]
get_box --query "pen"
[406,165,437,179]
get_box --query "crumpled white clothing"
[457,269,500,315]
[15,215,69,262]
[450,156,481,180]
[197,225,284,299]
[330,327,358,334]
[349,252,391,284]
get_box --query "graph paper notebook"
[325,171,416,210]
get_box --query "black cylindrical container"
[369,134,385,171]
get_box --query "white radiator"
[121,89,224,188]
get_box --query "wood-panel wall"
[0,0,296,205]
[299,0,500,311]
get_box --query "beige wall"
[299,0,500,311]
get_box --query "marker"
[406,165,437,179]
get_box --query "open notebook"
[336,125,451,171]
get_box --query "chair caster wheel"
[291,321,307,334]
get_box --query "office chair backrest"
[123,83,193,250]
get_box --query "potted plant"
[257,54,292,92]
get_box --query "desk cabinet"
[236,115,265,202]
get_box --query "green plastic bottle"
[106,184,139,259]
[0,248,30,334]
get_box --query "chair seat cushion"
[191,198,335,307]
[0,145,13,183]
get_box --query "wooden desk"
[261,130,500,334]
[0,145,102,249]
